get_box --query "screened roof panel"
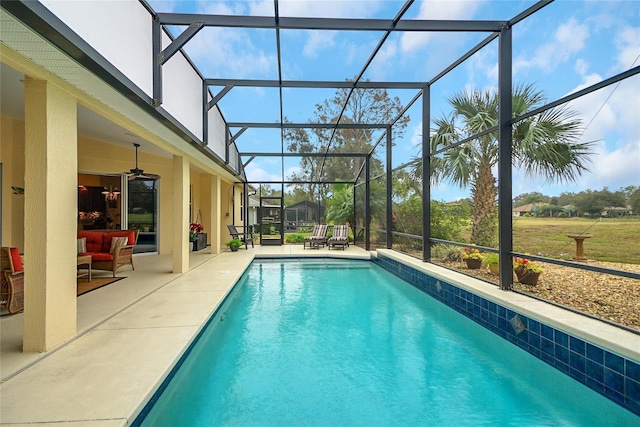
[142,0,639,190]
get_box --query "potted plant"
[461,247,483,269]
[190,222,206,251]
[226,239,243,252]
[513,257,544,285]
[483,253,500,275]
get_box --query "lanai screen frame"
[150,0,639,290]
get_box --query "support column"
[386,127,392,249]
[23,77,77,352]
[422,85,431,262]
[498,24,514,291]
[209,174,221,254]
[173,155,189,273]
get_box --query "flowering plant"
[461,247,483,261]
[189,223,204,243]
[189,223,204,233]
[512,257,544,274]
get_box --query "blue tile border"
[373,253,640,417]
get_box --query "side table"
[77,255,92,282]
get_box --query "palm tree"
[412,84,592,247]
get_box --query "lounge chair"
[328,225,350,250]
[227,224,254,249]
[303,224,328,249]
[0,247,24,314]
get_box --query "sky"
[147,0,640,202]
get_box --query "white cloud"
[303,30,336,58]
[400,0,483,53]
[277,0,385,18]
[612,25,640,72]
[366,39,398,80]
[249,0,274,16]
[574,58,589,76]
[514,17,589,75]
[182,26,276,78]
[580,140,640,191]
[246,159,285,182]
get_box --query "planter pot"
[192,232,207,251]
[465,259,482,270]
[516,270,541,285]
[229,246,239,252]
[488,263,500,275]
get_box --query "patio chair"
[303,224,328,249]
[328,225,350,250]
[227,224,254,249]
[0,247,24,314]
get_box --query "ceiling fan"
[125,143,161,180]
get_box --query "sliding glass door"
[127,178,158,253]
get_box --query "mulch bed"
[433,259,640,332]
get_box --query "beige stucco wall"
[189,171,239,252]
[0,116,26,249]
[23,77,78,351]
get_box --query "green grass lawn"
[512,216,640,264]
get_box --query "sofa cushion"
[10,247,23,272]
[78,231,104,253]
[77,237,87,254]
[110,236,128,252]
[102,231,136,253]
[87,252,114,262]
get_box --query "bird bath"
[566,234,593,261]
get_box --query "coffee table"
[77,255,92,282]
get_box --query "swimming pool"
[137,259,639,426]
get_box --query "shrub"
[482,252,499,266]
[285,233,305,243]
[431,244,462,262]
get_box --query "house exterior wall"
[0,116,25,249]
[39,0,228,156]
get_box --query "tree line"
[513,186,640,217]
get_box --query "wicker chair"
[0,247,24,314]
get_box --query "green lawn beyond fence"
[512,217,639,264]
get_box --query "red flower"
[189,223,204,233]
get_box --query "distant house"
[602,206,633,217]
[284,200,326,231]
[512,202,549,217]
[248,197,259,227]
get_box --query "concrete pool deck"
[1,245,638,425]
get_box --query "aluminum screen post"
[386,127,393,249]
[365,155,371,251]
[152,17,162,107]
[421,86,431,262]
[202,80,209,146]
[498,24,513,291]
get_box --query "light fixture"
[102,185,120,201]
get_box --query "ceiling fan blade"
[121,143,160,180]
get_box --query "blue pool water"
[139,259,638,426]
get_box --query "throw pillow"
[110,236,129,252]
[77,237,87,254]
[9,247,23,272]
